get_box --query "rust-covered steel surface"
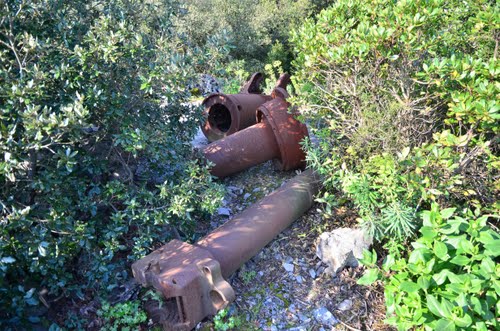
[202,120,279,178]
[132,170,320,331]
[256,98,308,171]
[201,73,292,142]
[196,169,320,278]
[132,240,235,331]
[202,97,308,178]
[201,72,271,142]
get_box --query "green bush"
[213,308,243,331]
[0,0,223,325]
[358,205,499,331]
[97,301,147,331]
[175,0,321,72]
[292,0,499,242]
[293,1,499,329]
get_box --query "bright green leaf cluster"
[359,205,499,330]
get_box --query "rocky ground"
[192,130,390,331]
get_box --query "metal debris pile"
[132,74,319,331]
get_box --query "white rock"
[297,313,311,323]
[283,263,294,273]
[243,193,251,199]
[190,127,209,149]
[312,307,338,326]
[309,269,316,279]
[337,299,353,312]
[316,228,372,275]
[288,327,307,331]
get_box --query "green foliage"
[175,0,317,72]
[240,270,257,285]
[97,301,147,331]
[213,308,243,331]
[293,0,499,242]
[0,0,224,325]
[218,60,251,95]
[358,205,499,331]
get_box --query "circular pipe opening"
[208,104,232,133]
[209,290,225,309]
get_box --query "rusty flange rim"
[201,94,241,142]
[256,99,309,171]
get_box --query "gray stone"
[217,207,231,216]
[309,269,316,279]
[283,262,294,273]
[316,228,372,275]
[312,307,338,326]
[243,193,251,200]
[288,327,307,331]
[297,313,311,323]
[337,298,353,312]
[191,127,209,149]
[296,275,303,283]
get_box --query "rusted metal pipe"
[202,96,308,178]
[201,73,291,142]
[132,170,320,331]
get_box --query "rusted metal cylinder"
[196,169,320,278]
[131,170,320,331]
[203,120,279,177]
[202,97,308,178]
[201,73,272,142]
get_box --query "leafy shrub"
[358,205,499,331]
[213,308,243,331]
[175,0,320,72]
[97,301,147,331]
[292,0,499,242]
[0,0,223,325]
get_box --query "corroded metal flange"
[201,73,272,142]
[256,98,308,171]
[202,87,308,178]
[132,240,235,331]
